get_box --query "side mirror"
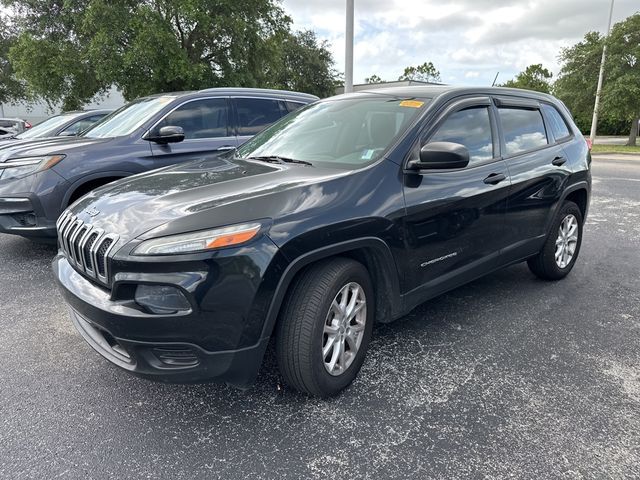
[144,126,185,144]
[407,141,470,171]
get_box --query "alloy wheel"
[322,282,367,376]
[555,214,579,268]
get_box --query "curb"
[591,153,640,162]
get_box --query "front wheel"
[275,258,374,397]
[527,201,584,280]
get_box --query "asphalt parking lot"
[1,156,638,479]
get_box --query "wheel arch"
[564,187,589,222]
[259,237,403,342]
[543,180,590,235]
[62,171,134,207]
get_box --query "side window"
[499,108,548,156]
[285,101,306,113]
[541,104,571,141]
[156,98,229,140]
[60,115,106,136]
[429,107,494,165]
[235,98,284,136]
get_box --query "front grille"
[56,211,119,286]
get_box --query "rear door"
[495,97,572,262]
[149,97,238,162]
[401,96,511,299]
[233,97,289,146]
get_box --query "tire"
[275,257,374,397]
[527,201,583,280]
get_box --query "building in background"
[0,86,125,124]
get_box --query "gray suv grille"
[56,211,119,286]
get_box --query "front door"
[401,97,511,303]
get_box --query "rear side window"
[429,107,494,165]
[499,108,548,156]
[541,104,571,141]
[60,115,106,136]
[285,101,306,113]
[156,98,229,139]
[236,98,284,136]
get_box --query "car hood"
[0,136,111,162]
[68,155,346,244]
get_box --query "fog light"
[135,285,191,315]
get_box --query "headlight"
[133,222,263,255]
[0,155,66,180]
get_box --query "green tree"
[555,14,640,145]
[0,15,25,104]
[554,32,605,133]
[3,0,337,106]
[365,74,383,84]
[602,13,640,146]
[267,30,337,98]
[398,62,440,83]
[502,64,553,93]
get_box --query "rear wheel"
[527,201,583,280]
[275,258,374,397]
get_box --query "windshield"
[238,95,429,169]
[16,114,76,139]
[82,96,176,139]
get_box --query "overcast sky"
[282,0,638,86]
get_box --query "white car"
[0,118,31,139]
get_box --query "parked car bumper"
[0,171,66,239]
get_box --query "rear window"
[285,101,306,113]
[541,104,571,141]
[499,108,548,156]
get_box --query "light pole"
[344,0,354,93]
[589,0,615,145]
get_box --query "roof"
[335,85,557,103]
[198,87,319,101]
[141,87,319,101]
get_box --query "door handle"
[483,173,506,185]
[217,145,236,151]
[552,156,567,166]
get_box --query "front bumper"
[52,244,282,387]
[69,307,270,385]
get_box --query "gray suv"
[0,88,317,241]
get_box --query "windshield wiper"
[246,155,313,166]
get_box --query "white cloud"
[282,0,639,86]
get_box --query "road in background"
[0,157,638,479]
[594,135,632,145]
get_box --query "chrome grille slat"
[58,212,74,252]
[68,220,85,267]
[57,211,119,287]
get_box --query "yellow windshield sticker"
[399,100,424,108]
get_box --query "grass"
[591,144,640,154]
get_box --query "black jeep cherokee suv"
[53,86,591,397]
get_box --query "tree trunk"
[627,117,639,146]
